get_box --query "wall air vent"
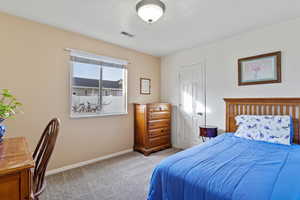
[121,31,135,38]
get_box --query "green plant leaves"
[0,89,22,119]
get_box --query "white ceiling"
[1,0,300,56]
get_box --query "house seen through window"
[70,52,127,117]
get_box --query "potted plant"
[0,89,22,142]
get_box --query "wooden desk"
[0,137,35,200]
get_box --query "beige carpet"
[41,148,179,200]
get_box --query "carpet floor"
[41,148,179,200]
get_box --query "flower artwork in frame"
[238,51,281,86]
[140,78,151,95]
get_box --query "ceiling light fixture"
[136,0,166,24]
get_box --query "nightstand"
[199,125,218,142]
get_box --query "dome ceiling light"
[136,0,166,24]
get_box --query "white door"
[177,63,205,148]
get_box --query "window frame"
[69,53,128,119]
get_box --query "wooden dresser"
[0,137,35,200]
[134,103,171,156]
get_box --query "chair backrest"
[32,118,60,197]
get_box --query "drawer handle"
[161,130,164,132]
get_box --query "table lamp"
[199,60,218,142]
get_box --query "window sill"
[70,112,128,119]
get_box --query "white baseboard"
[46,148,133,176]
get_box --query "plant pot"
[0,118,6,143]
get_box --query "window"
[70,50,128,118]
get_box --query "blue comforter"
[148,133,300,200]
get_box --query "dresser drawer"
[148,128,170,138]
[148,119,170,129]
[149,135,170,148]
[148,104,171,112]
[148,111,170,120]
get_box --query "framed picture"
[238,51,281,86]
[140,78,151,95]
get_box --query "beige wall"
[0,12,160,170]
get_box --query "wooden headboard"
[224,98,300,144]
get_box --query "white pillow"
[234,115,291,145]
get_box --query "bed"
[148,98,300,200]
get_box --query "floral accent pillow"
[234,115,292,145]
